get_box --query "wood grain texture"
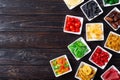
[0,0,119,80]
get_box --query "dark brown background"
[0,0,119,80]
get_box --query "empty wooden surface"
[0,0,119,80]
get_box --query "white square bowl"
[104,31,120,53]
[63,15,84,35]
[49,55,72,77]
[67,37,91,61]
[75,61,97,80]
[80,0,103,21]
[102,0,120,7]
[101,65,120,80]
[63,0,84,10]
[89,46,112,69]
[104,7,120,31]
[86,23,104,41]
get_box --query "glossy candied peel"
[77,64,96,80]
[105,33,120,52]
[86,23,103,40]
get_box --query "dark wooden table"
[0,0,119,80]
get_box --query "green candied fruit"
[64,63,69,68]
[55,72,59,76]
[52,60,57,66]
[53,64,60,70]
[104,0,119,5]
[68,40,89,59]
[114,0,119,3]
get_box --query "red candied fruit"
[91,47,110,67]
[103,67,120,80]
[65,16,81,32]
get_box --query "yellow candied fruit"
[86,23,103,40]
[77,64,96,80]
[64,0,83,7]
[105,33,120,52]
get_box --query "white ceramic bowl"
[89,46,112,69]
[104,7,120,31]
[80,0,103,21]
[63,15,84,35]
[63,0,84,10]
[104,31,120,53]
[102,0,120,7]
[50,55,72,77]
[68,37,91,61]
[101,65,120,80]
[75,61,97,80]
[86,23,104,41]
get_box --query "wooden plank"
[0,0,69,15]
[0,15,65,31]
[0,0,117,16]
[0,65,55,79]
[0,32,80,48]
[0,49,69,65]
[0,48,76,79]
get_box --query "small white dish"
[63,0,84,10]
[86,23,104,41]
[104,31,120,53]
[104,7,120,31]
[68,37,91,61]
[50,55,72,77]
[63,15,84,35]
[75,61,97,80]
[80,0,103,21]
[101,65,120,80]
[89,46,112,69]
[102,0,120,7]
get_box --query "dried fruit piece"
[111,22,118,29]
[105,32,120,52]
[76,62,96,80]
[68,40,88,59]
[102,66,120,80]
[104,0,119,5]
[86,23,104,41]
[68,38,90,60]
[82,65,92,75]
[50,55,72,77]
[64,0,84,9]
[105,9,120,30]
[90,46,111,68]
[65,16,82,33]
[105,17,113,22]
[81,0,102,20]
